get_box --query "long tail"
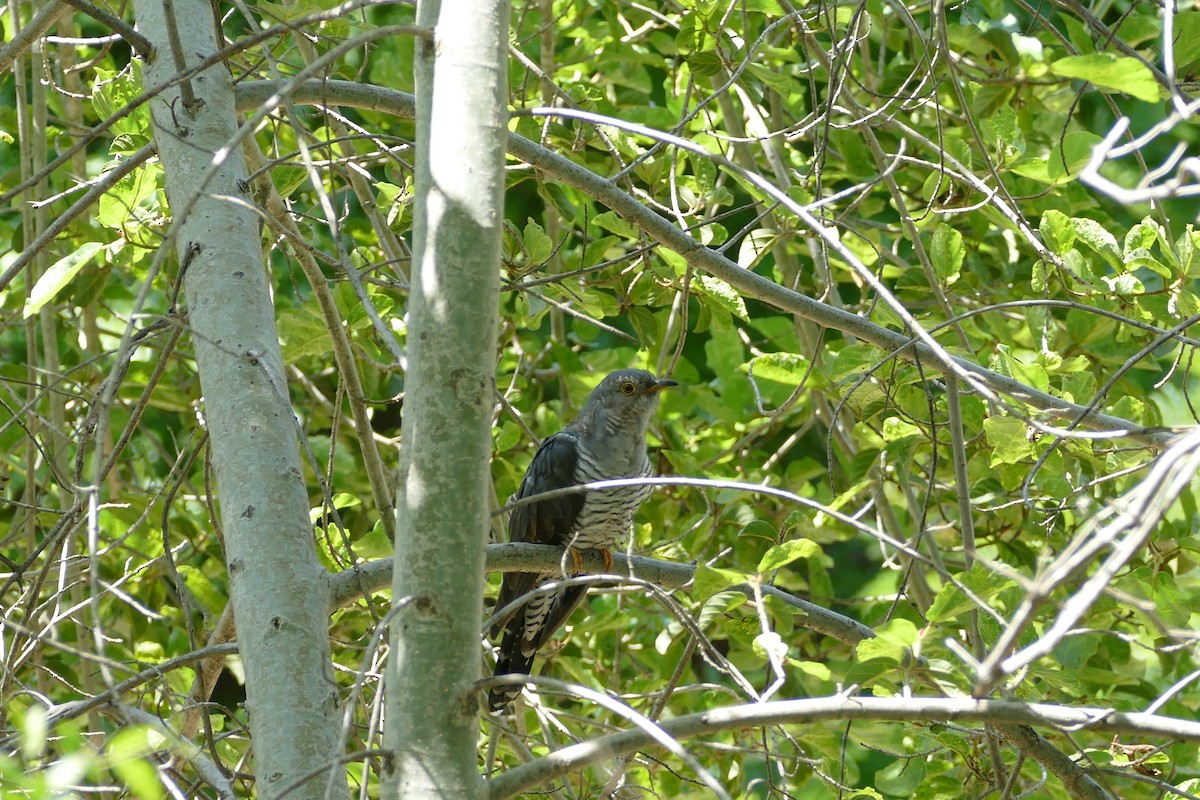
[488,584,588,712]
[489,625,535,712]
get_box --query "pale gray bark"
[130,0,343,797]
[331,544,876,644]
[485,696,1192,800]
[382,0,508,797]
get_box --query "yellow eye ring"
[620,381,637,395]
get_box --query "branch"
[0,144,156,327]
[115,704,237,800]
[59,0,154,56]
[329,542,874,645]
[977,425,1200,693]
[0,1,70,74]
[233,80,1173,449]
[484,696,1200,800]
[995,723,1115,800]
[0,642,241,746]
[486,674,734,800]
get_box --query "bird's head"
[578,369,678,434]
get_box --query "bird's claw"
[568,547,612,574]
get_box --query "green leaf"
[930,224,964,283]
[697,590,748,630]
[352,520,393,560]
[279,307,332,361]
[675,13,706,54]
[807,554,834,604]
[927,581,975,624]
[1123,248,1172,279]
[273,165,308,200]
[523,219,552,264]
[97,161,160,228]
[788,659,832,679]
[881,416,921,443]
[695,275,749,320]
[177,565,227,615]
[974,84,1015,118]
[1118,568,1192,627]
[1047,131,1101,182]
[1174,12,1200,73]
[687,51,723,77]
[1124,218,1164,255]
[693,565,749,598]
[828,345,885,382]
[538,182,577,220]
[1054,632,1100,670]
[995,346,1050,393]
[592,210,637,238]
[745,62,795,95]
[24,242,105,318]
[739,519,777,543]
[1009,155,1053,184]
[745,352,810,384]
[737,228,778,270]
[856,619,918,663]
[845,788,884,800]
[988,104,1022,157]
[928,566,1015,623]
[1070,216,1122,267]
[91,62,150,146]
[1050,54,1161,102]
[757,538,821,572]
[108,726,165,800]
[1040,210,1074,254]
[983,416,1035,464]
[627,306,659,348]
[1179,225,1200,277]
[1102,272,1143,296]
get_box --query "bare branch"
[0,0,70,73]
[485,696,1200,800]
[995,723,1115,800]
[332,541,874,645]
[59,0,154,56]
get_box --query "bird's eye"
[620,381,637,395]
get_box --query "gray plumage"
[488,369,677,711]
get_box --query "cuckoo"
[488,368,677,711]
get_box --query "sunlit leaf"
[1050,53,1161,102]
[24,242,105,318]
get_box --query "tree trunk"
[130,0,344,796]
[383,0,508,796]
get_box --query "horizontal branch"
[484,695,1200,799]
[1,642,241,746]
[329,543,874,645]
[233,80,1174,450]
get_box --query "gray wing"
[489,432,587,710]
[491,431,584,633]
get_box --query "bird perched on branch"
[488,368,677,712]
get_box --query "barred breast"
[568,448,652,553]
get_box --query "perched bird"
[489,369,677,711]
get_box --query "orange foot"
[569,547,612,574]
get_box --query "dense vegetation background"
[3,0,1200,797]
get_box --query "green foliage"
[5,0,1200,797]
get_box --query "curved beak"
[648,378,679,394]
